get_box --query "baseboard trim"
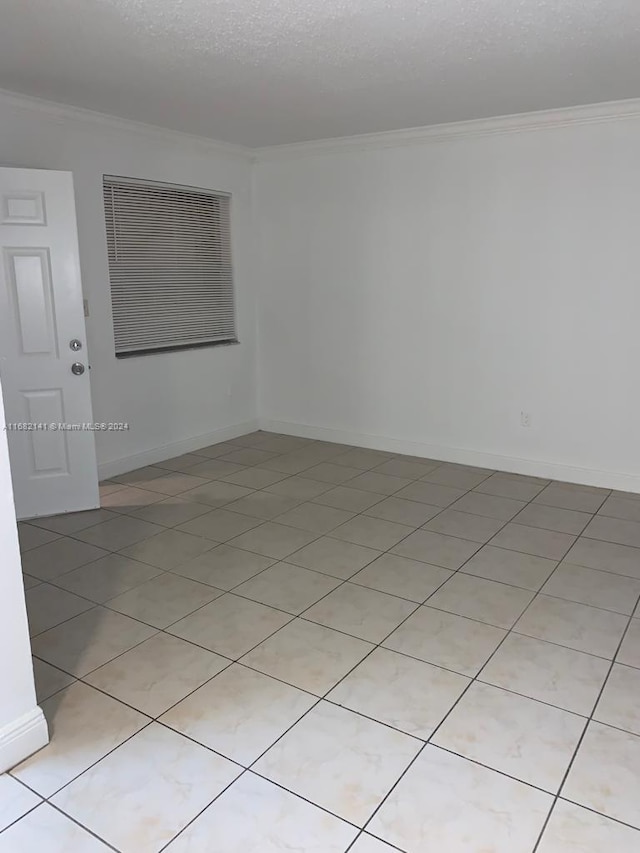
[261,419,640,494]
[0,707,48,774]
[97,419,259,480]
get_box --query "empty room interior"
[1,1,640,851]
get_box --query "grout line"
[531,605,640,852]
[0,799,42,838]
[553,796,640,834]
[16,432,640,850]
[151,479,547,847]
[345,833,405,853]
[326,478,624,843]
[43,801,123,852]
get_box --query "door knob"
[71,362,85,375]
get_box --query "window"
[103,176,237,357]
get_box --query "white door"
[0,167,99,519]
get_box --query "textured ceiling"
[0,0,639,147]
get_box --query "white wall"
[3,92,640,491]
[0,377,48,771]
[0,93,257,477]
[256,113,640,490]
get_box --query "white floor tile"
[476,473,547,502]
[394,481,466,507]
[51,724,240,853]
[349,835,399,853]
[106,572,221,628]
[562,721,640,828]
[533,483,607,513]
[101,486,165,512]
[31,659,75,703]
[228,522,318,559]
[165,772,357,852]
[598,495,640,523]
[433,682,586,792]
[11,446,640,853]
[328,647,469,738]
[180,480,253,508]
[0,804,111,852]
[176,508,261,541]
[374,458,438,479]
[225,492,301,521]
[25,583,93,636]
[0,775,41,832]
[350,553,452,602]
[31,607,156,677]
[254,701,420,826]
[461,545,557,590]
[316,485,389,513]
[541,563,640,615]
[53,553,162,603]
[73,515,164,550]
[513,503,592,535]
[450,491,525,521]
[120,529,214,570]
[265,475,334,500]
[346,471,412,496]
[331,515,414,550]
[617,618,640,668]
[368,745,552,853]
[383,606,506,676]
[537,800,640,852]
[17,524,60,552]
[583,515,640,549]
[12,682,147,797]
[222,467,290,489]
[161,664,316,764]
[241,618,373,694]
[423,509,504,543]
[21,538,109,581]
[426,573,534,628]
[85,632,229,717]
[480,633,609,715]
[171,544,275,589]
[564,537,640,580]
[391,529,480,569]
[422,463,493,490]
[514,595,628,658]
[286,536,381,579]
[129,496,212,528]
[235,561,341,613]
[490,524,576,560]
[594,663,640,736]
[168,593,291,658]
[303,583,417,643]
[275,501,355,533]
[363,496,441,527]
[30,509,117,536]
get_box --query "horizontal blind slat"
[103,176,236,355]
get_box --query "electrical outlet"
[520,411,532,428]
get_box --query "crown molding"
[256,97,640,161]
[2,87,639,164]
[0,88,254,162]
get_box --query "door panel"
[6,249,57,355]
[0,168,99,519]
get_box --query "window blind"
[103,175,237,357]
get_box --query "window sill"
[115,339,239,359]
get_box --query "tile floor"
[2,431,640,851]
